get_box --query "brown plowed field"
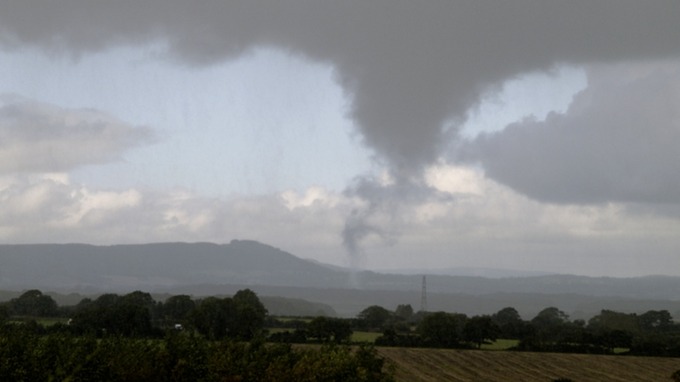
[377,347,680,382]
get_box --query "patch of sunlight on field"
[352,331,381,343]
[480,338,519,350]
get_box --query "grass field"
[351,331,382,343]
[480,338,518,350]
[9,317,69,326]
[377,347,680,382]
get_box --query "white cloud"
[65,188,142,226]
[425,164,484,196]
[356,164,680,275]
[281,187,341,210]
[0,94,154,173]
[0,169,679,275]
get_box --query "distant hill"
[3,241,680,318]
[0,240,350,290]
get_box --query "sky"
[1,1,679,277]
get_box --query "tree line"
[1,288,268,340]
[349,304,680,356]
[3,289,680,357]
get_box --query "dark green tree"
[111,303,154,337]
[599,329,633,351]
[121,291,155,307]
[531,307,570,342]
[232,289,267,340]
[93,293,121,307]
[0,304,8,323]
[70,292,155,337]
[531,307,569,329]
[358,305,393,330]
[9,289,59,317]
[188,297,236,340]
[394,304,414,322]
[307,317,352,343]
[307,316,333,342]
[529,307,572,345]
[463,315,501,348]
[492,307,526,339]
[162,295,196,323]
[417,312,467,348]
[638,310,673,332]
[588,309,639,334]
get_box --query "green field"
[377,347,680,382]
[351,331,382,343]
[10,317,69,326]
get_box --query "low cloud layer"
[0,95,154,173]
[464,62,680,204]
[1,168,678,276]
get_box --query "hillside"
[378,348,680,382]
[0,240,349,290]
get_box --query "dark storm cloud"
[463,63,680,204]
[1,1,679,180]
[0,95,154,173]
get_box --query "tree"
[394,304,414,322]
[417,312,467,348]
[463,315,501,348]
[121,291,155,308]
[9,289,58,317]
[531,307,569,329]
[307,316,333,342]
[530,307,571,344]
[88,293,121,311]
[162,295,195,323]
[492,307,525,339]
[70,292,155,337]
[188,297,236,340]
[358,305,392,330]
[599,329,633,351]
[0,304,8,323]
[638,310,673,332]
[110,302,154,337]
[588,309,639,334]
[232,289,267,340]
[184,289,267,341]
[307,317,353,343]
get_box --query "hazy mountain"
[0,240,349,290]
[3,241,680,318]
